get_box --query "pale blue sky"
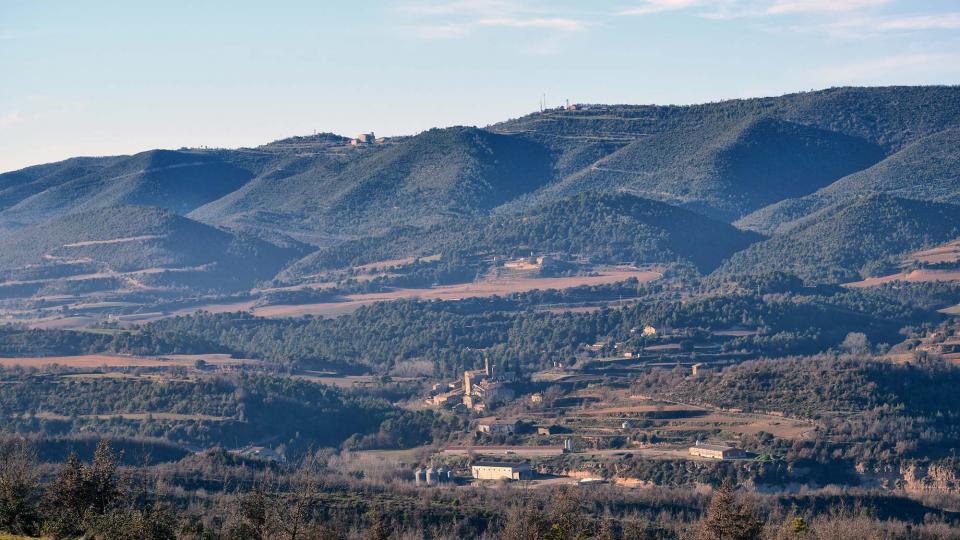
[2,0,959,172]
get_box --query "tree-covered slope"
[0,86,956,257]
[191,126,555,237]
[0,150,256,230]
[0,157,122,212]
[279,192,761,280]
[494,86,960,221]
[715,195,960,283]
[738,128,960,233]
[530,117,884,220]
[0,205,298,291]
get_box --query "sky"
[1,0,959,173]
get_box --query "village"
[388,322,813,488]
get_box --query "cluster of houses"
[426,357,518,412]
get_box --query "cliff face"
[856,462,960,494]
[900,463,960,494]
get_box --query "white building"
[689,441,747,460]
[471,461,532,481]
[478,419,516,435]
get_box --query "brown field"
[846,268,960,288]
[0,353,256,369]
[907,240,960,265]
[8,266,659,330]
[253,268,661,318]
[941,304,960,315]
[845,240,960,288]
[29,316,98,329]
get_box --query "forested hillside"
[715,195,960,283]
[0,150,256,230]
[528,117,884,220]
[279,192,761,280]
[0,205,298,293]
[191,126,555,236]
[0,86,957,316]
[739,128,960,233]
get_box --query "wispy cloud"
[401,0,532,17]
[871,12,960,31]
[765,0,889,15]
[402,0,587,39]
[617,0,705,16]
[618,0,890,18]
[617,0,959,41]
[413,22,472,38]
[0,111,22,128]
[477,17,584,30]
[816,52,960,83]
[779,11,960,38]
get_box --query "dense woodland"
[0,372,444,453]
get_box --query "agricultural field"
[0,353,257,369]
[251,267,660,318]
[847,238,960,287]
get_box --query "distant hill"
[527,116,884,220]
[0,205,298,294]
[715,195,960,283]
[191,126,555,237]
[738,128,960,233]
[493,86,960,220]
[0,85,957,296]
[278,192,761,281]
[2,86,957,242]
[0,150,257,230]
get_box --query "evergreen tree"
[700,479,763,540]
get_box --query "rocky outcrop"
[900,462,960,494]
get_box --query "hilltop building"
[351,132,375,145]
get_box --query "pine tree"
[700,479,764,540]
